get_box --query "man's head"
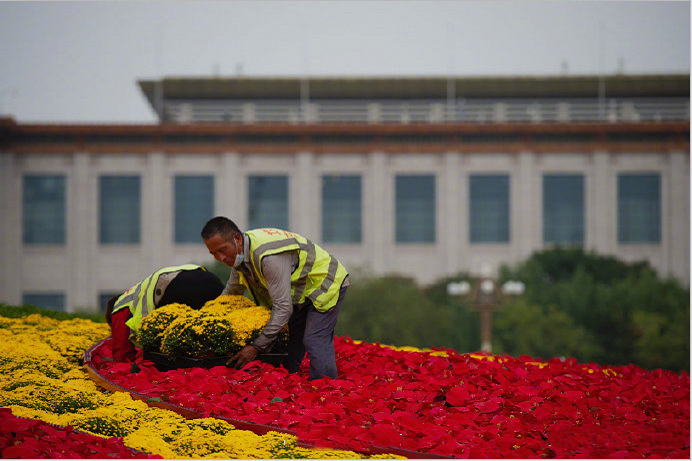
[201,216,244,268]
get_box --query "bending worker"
[105,264,224,362]
[201,216,349,380]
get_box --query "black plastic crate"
[143,350,287,371]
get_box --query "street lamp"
[447,268,525,353]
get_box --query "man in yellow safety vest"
[106,264,224,362]
[201,216,349,380]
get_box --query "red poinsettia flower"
[88,336,691,459]
[0,409,159,459]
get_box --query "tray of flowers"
[137,295,288,372]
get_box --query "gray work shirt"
[222,233,348,352]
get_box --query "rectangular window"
[23,175,66,244]
[395,175,436,243]
[322,175,362,243]
[543,174,584,245]
[618,173,661,243]
[469,175,510,243]
[99,175,141,244]
[248,175,288,229]
[23,293,66,312]
[175,175,215,243]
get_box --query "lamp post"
[447,268,525,353]
[475,276,499,353]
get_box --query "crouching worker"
[201,217,349,380]
[105,264,224,362]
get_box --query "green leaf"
[147,397,162,403]
[270,397,283,403]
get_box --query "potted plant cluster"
[137,295,288,370]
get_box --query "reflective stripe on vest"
[245,228,348,312]
[112,264,204,340]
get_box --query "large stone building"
[0,74,689,312]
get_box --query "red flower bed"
[92,337,690,458]
[0,408,159,459]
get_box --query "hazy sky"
[1,1,689,123]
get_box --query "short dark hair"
[201,216,242,241]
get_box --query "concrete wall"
[0,149,688,311]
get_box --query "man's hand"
[226,345,259,369]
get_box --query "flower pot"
[143,350,288,372]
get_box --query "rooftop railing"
[164,97,690,124]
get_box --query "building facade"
[1,74,689,312]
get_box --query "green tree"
[493,298,602,361]
[423,274,481,353]
[498,248,689,371]
[335,275,451,349]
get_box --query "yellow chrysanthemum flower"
[202,294,259,311]
[144,295,288,359]
[138,303,194,351]
[0,313,398,459]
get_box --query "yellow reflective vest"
[240,228,348,313]
[112,264,204,340]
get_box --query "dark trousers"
[283,285,347,380]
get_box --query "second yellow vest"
[112,264,204,341]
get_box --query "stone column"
[442,151,465,275]
[292,151,317,237]
[666,151,690,282]
[366,152,390,275]
[142,152,168,270]
[0,153,21,305]
[68,152,97,310]
[218,152,244,226]
[588,151,614,254]
[513,151,538,261]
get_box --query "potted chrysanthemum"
[139,295,288,370]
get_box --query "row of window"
[22,172,661,247]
